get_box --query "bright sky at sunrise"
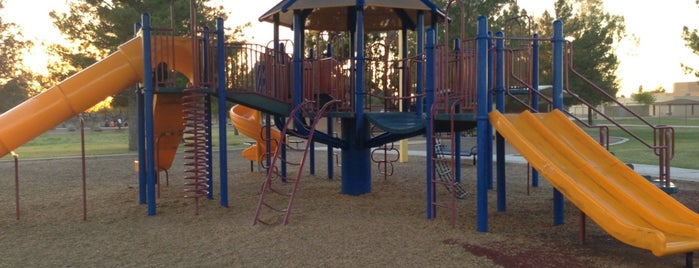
[2,0,699,97]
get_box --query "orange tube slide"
[229,105,281,163]
[0,36,194,170]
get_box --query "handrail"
[565,41,675,184]
[497,36,674,185]
[507,74,612,150]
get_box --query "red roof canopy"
[259,0,447,31]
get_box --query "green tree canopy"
[682,1,699,79]
[435,0,624,108]
[48,0,228,89]
[48,0,230,149]
[0,0,35,113]
[631,91,656,105]
[531,0,624,107]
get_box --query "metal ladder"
[253,99,340,225]
[429,98,468,227]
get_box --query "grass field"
[0,125,251,160]
[2,117,698,170]
[583,116,699,169]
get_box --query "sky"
[2,0,699,97]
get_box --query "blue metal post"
[216,18,228,207]
[531,33,540,187]
[137,85,146,204]
[141,13,157,216]
[308,49,315,175]
[267,15,280,175]
[475,16,490,232]
[310,121,315,175]
[415,11,424,115]
[134,22,146,205]
[340,3,371,195]
[292,10,304,108]
[486,31,494,190]
[425,29,436,219]
[326,45,334,180]
[552,20,565,225]
[401,27,409,111]
[354,5,365,132]
[453,39,462,184]
[327,116,334,179]
[495,32,506,212]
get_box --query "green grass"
[1,126,251,160]
[4,117,699,171]
[580,119,699,169]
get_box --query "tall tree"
[435,0,513,44]
[531,0,624,107]
[48,0,228,150]
[0,0,34,113]
[682,1,699,79]
[431,0,623,108]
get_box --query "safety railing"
[495,34,675,186]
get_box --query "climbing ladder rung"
[437,170,451,176]
[262,202,287,212]
[253,99,341,226]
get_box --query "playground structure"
[0,0,698,264]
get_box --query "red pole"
[580,212,586,244]
[80,116,87,221]
[12,151,19,220]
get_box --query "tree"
[48,0,229,150]
[682,2,699,79]
[532,0,624,107]
[631,90,655,105]
[0,78,30,113]
[433,0,623,108]
[0,0,34,113]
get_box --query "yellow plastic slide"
[229,105,281,163]
[0,36,193,170]
[489,109,699,256]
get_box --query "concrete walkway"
[347,138,699,183]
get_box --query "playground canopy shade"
[259,0,447,31]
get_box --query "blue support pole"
[340,3,371,195]
[281,136,288,182]
[400,27,409,111]
[266,15,280,176]
[415,11,424,115]
[310,123,315,175]
[486,31,494,190]
[494,32,506,212]
[475,16,490,232]
[531,33,540,187]
[216,18,228,207]
[141,13,157,216]
[425,29,436,219]
[137,85,146,204]
[552,20,565,226]
[326,44,334,180]
[453,39,462,184]
[308,48,315,175]
[134,22,146,205]
[292,11,303,107]
[354,5,365,131]
[327,116,334,180]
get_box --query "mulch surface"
[1,149,698,267]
